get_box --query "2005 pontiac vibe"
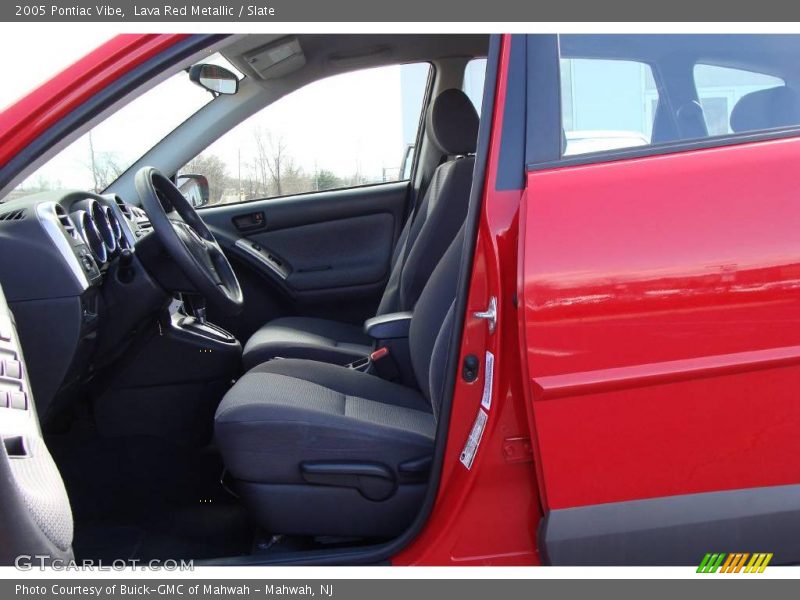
[0,33,799,566]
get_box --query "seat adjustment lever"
[300,461,397,501]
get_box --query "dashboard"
[0,190,163,423]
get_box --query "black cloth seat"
[241,88,478,370]
[215,358,435,485]
[242,317,372,367]
[730,86,800,133]
[215,228,464,538]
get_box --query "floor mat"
[136,503,253,561]
[47,426,254,562]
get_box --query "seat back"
[730,86,800,133]
[377,89,478,316]
[408,226,466,417]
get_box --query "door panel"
[521,138,800,511]
[0,283,74,564]
[199,181,408,336]
[251,212,394,292]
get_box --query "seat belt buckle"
[346,356,371,371]
[370,345,400,381]
[346,347,397,380]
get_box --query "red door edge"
[395,34,542,566]
[516,188,551,515]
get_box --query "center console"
[93,295,242,446]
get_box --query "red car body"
[2,33,798,566]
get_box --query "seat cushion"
[215,359,435,485]
[241,316,372,370]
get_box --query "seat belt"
[405,152,447,224]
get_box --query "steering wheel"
[134,166,243,315]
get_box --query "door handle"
[473,296,497,334]
[232,211,266,232]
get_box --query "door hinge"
[473,296,497,334]
[502,436,533,464]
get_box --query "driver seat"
[241,89,478,370]
[214,227,464,537]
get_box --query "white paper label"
[481,350,495,410]
[460,408,488,470]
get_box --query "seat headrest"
[426,89,479,155]
[730,86,800,133]
[676,100,708,139]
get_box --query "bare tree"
[182,154,229,204]
[86,132,124,192]
[253,127,299,197]
[88,131,99,192]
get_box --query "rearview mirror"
[188,64,239,95]
[177,173,210,208]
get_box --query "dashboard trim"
[102,193,139,249]
[35,202,90,291]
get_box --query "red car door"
[519,34,800,565]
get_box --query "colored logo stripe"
[697,553,726,573]
[745,553,773,573]
[697,553,773,573]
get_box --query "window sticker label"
[460,408,488,470]
[481,350,494,410]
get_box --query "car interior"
[2,32,798,566]
[0,33,491,565]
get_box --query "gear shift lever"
[177,294,235,344]
[184,294,208,325]
[195,304,207,325]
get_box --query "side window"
[554,35,800,164]
[463,58,487,115]
[560,58,657,156]
[694,64,784,136]
[181,63,430,206]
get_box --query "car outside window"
[560,58,657,156]
[463,58,487,115]
[693,64,784,136]
[181,63,431,206]
[6,54,239,202]
[553,35,800,163]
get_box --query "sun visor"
[243,37,306,80]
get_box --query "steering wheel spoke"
[135,166,244,315]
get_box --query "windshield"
[6,54,238,202]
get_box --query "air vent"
[114,195,132,219]
[130,206,153,235]
[53,205,80,241]
[0,209,26,221]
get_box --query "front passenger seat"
[241,89,478,370]
[215,227,465,538]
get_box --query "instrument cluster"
[60,198,131,266]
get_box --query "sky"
[0,33,115,111]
